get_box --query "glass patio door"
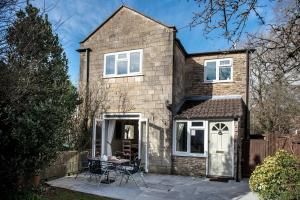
[139,118,149,172]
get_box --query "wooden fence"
[242,134,300,177]
[41,151,89,180]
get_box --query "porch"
[47,173,257,200]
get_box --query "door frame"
[93,113,149,172]
[208,119,235,177]
[138,118,149,172]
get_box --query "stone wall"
[78,6,248,176]
[185,53,247,102]
[172,156,206,176]
[79,7,175,173]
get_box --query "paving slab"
[47,173,258,200]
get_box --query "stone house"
[77,5,253,180]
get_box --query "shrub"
[249,150,300,200]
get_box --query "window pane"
[176,122,187,152]
[220,59,230,65]
[191,129,204,153]
[219,67,231,80]
[118,53,127,59]
[130,52,140,73]
[191,122,203,127]
[117,60,128,75]
[105,55,115,75]
[206,61,216,80]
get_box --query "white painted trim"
[103,112,141,120]
[231,120,235,178]
[173,120,208,157]
[138,118,149,172]
[101,119,106,156]
[204,58,233,83]
[205,120,209,176]
[92,118,97,157]
[145,118,149,172]
[103,49,143,78]
[100,113,149,172]
[138,120,142,159]
[91,118,104,157]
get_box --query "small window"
[204,58,232,82]
[211,122,229,134]
[176,122,187,152]
[105,55,115,75]
[104,49,142,77]
[174,121,207,156]
[191,122,203,127]
[205,61,216,81]
[124,125,134,139]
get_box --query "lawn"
[41,187,113,200]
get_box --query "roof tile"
[176,98,244,119]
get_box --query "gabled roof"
[80,5,176,44]
[175,98,245,119]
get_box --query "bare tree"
[248,1,300,134]
[0,0,19,59]
[191,0,299,44]
[191,0,266,43]
[116,86,136,113]
[67,78,110,150]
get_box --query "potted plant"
[32,169,41,187]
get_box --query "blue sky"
[31,0,275,86]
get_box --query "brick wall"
[172,156,206,176]
[185,53,247,102]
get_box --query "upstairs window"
[204,58,233,82]
[104,49,143,77]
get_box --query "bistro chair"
[87,159,109,186]
[119,158,148,187]
[75,153,91,179]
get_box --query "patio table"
[100,159,130,184]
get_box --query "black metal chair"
[75,153,91,179]
[118,158,148,187]
[87,159,109,186]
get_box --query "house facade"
[78,6,252,180]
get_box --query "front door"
[208,121,233,177]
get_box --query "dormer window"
[104,49,143,77]
[204,58,233,82]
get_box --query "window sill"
[103,73,144,79]
[173,152,208,158]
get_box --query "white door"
[208,121,233,177]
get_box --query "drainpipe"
[76,48,91,131]
[245,49,250,139]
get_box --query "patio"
[47,173,258,200]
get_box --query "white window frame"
[204,58,233,83]
[103,49,143,78]
[172,120,208,157]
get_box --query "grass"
[41,187,113,200]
